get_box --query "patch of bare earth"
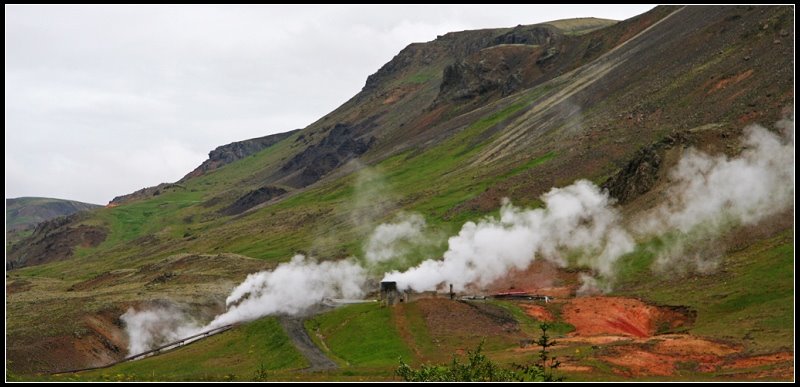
[416,298,519,339]
[563,296,690,338]
[725,352,793,369]
[520,304,554,322]
[553,297,791,379]
[604,349,677,376]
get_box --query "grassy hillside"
[40,318,305,382]
[306,303,413,368]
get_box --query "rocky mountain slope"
[6,6,793,380]
[5,197,101,248]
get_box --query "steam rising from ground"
[121,306,201,356]
[640,122,794,273]
[383,181,634,292]
[643,123,794,233]
[123,119,793,354]
[364,213,427,264]
[208,255,366,327]
[123,255,365,356]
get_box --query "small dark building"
[380,281,398,306]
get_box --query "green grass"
[72,318,306,381]
[404,68,439,85]
[306,303,413,368]
[399,302,439,361]
[502,151,556,178]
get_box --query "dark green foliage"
[515,323,564,382]
[396,342,519,382]
[396,324,562,382]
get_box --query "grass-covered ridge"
[305,303,414,368]
[63,318,306,381]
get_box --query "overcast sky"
[5,5,655,204]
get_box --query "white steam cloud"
[383,180,634,292]
[123,255,365,355]
[364,213,427,264]
[642,123,794,234]
[207,254,366,327]
[640,123,794,272]
[121,306,201,356]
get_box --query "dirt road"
[279,316,337,372]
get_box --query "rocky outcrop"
[492,24,562,46]
[437,45,542,102]
[181,129,299,181]
[280,123,375,188]
[6,213,107,269]
[602,132,689,204]
[108,183,186,206]
[602,145,662,204]
[435,26,566,105]
[220,186,288,216]
[107,130,297,207]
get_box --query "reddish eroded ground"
[520,304,554,322]
[553,317,792,379]
[604,349,677,376]
[707,69,754,94]
[547,296,789,378]
[598,335,738,377]
[562,296,687,338]
[724,352,794,370]
[653,334,738,357]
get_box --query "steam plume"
[640,122,794,272]
[121,305,201,356]
[642,123,794,234]
[383,180,634,292]
[207,254,366,328]
[123,255,365,354]
[364,213,427,264]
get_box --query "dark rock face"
[436,26,565,105]
[220,186,288,216]
[182,129,300,181]
[281,123,374,188]
[492,25,561,46]
[438,50,527,101]
[602,133,690,204]
[6,213,107,269]
[602,145,662,204]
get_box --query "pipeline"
[50,324,236,375]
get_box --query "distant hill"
[6,197,101,245]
